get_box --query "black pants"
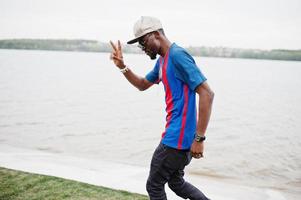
[146,143,210,200]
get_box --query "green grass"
[0,167,148,200]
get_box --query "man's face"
[138,32,158,60]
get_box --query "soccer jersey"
[146,43,207,150]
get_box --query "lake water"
[0,49,301,199]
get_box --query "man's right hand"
[110,40,125,69]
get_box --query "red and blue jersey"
[146,43,207,150]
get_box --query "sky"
[0,0,300,50]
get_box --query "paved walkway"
[0,144,287,200]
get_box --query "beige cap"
[127,16,163,44]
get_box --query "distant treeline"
[0,39,300,61]
[187,46,301,61]
[0,39,141,54]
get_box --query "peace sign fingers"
[110,40,118,52]
[110,40,123,56]
[118,40,122,52]
[109,40,125,69]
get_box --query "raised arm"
[109,40,153,91]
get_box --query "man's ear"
[153,31,161,39]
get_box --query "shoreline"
[1,39,301,62]
[0,144,290,200]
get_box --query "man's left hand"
[190,141,204,159]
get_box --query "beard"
[145,49,157,60]
[149,53,157,60]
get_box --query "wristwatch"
[195,134,206,142]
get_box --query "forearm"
[191,85,213,158]
[121,67,149,91]
[196,87,214,135]
[109,41,152,91]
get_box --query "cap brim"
[127,33,147,44]
[127,38,139,44]
[127,29,157,44]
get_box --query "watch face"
[195,135,205,142]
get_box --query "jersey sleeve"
[172,49,207,91]
[145,58,161,84]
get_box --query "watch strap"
[195,134,206,142]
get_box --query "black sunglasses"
[138,32,154,50]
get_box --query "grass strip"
[0,167,148,200]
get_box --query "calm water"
[0,49,301,197]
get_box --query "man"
[110,16,214,200]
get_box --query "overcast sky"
[1,0,300,50]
